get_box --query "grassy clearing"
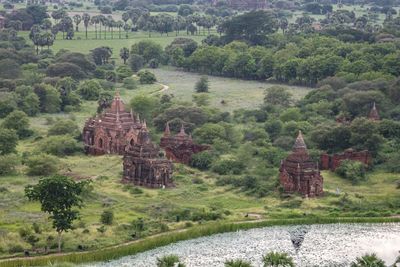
[1,217,399,267]
[150,67,312,112]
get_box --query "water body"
[86,223,400,267]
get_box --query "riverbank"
[1,217,400,267]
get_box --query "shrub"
[129,54,144,72]
[336,160,367,184]
[78,80,102,100]
[0,128,18,155]
[8,244,24,254]
[195,76,209,93]
[0,154,19,176]
[48,119,80,138]
[190,151,214,170]
[1,110,32,138]
[116,65,133,81]
[212,158,245,175]
[39,135,82,156]
[100,210,114,225]
[25,153,60,176]
[138,70,157,84]
[225,259,253,267]
[123,77,138,90]
[148,58,159,68]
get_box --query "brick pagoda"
[83,91,143,155]
[320,149,372,171]
[279,131,323,197]
[160,123,210,165]
[368,102,380,121]
[123,123,174,188]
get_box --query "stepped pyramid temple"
[279,131,323,197]
[83,91,144,155]
[368,102,380,121]
[160,123,210,165]
[123,122,174,188]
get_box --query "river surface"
[86,223,400,267]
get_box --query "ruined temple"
[368,102,380,121]
[320,149,372,171]
[123,124,174,188]
[83,92,143,155]
[279,131,323,197]
[160,123,210,165]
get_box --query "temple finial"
[180,124,186,134]
[293,130,307,151]
[136,113,140,123]
[164,122,171,136]
[115,90,120,98]
[130,108,134,120]
[142,119,147,129]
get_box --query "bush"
[116,65,133,81]
[195,76,209,93]
[78,80,102,100]
[212,158,245,175]
[100,210,114,225]
[0,154,19,176]
[138,70,157,84]
[25,154,60,176]
[1,110,32,138]
[123,77,138,90]
[0,127,18,155]
[39,135,82,156]
[336,160,367,184]
[129,54,144,72]
[190,151,214,170]
[48,119,80,138]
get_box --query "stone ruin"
[122,122,174,188]
[83,91,144,155]
[279,131,323,197]
[160,123,210,165]
[320,149,372,171]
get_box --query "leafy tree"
[78,80,102,100]
[336,160,367,184]
[25,175,89,252]
[264,86,293,108]
[25,153,60,176]
[349,118,383,155]
[138,70,157,84]
[0,154,19,176]
[190,151,214,170]
[100,210,114,225]
[1,110,31,138]
[262,251,295,267]
[225,259,253,267]
[73,14,81,32]
[26,4,49,25]
[195,76,209,93]
[130,94,158,121]
[156,255,186,267]
[91,47,112,65]
[46,62,86,80]
[0,128,18,155]
[120,47,130,64]
[350,253,385,267]
[129,54,144,72]
[131,40,163,63]
[47,119,80,137]
[0,59,21,78]
[82,13,91,39]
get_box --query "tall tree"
[82,13,91,39]
[120,47,130,64]
[25,176,89,253]
[73,14,82,32]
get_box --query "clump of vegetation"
[0,154,19,176]
[25,153,60,176]
[225,259,253,267]
[194,76,209,93]
[138,70,157,84]
[156,254,186,267]
[100,210,114,225]
[336,160,367,184]
[262,251,294,267]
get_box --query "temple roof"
[176,124,188,138]
[109,91,126,114]
[293,131,307,151]
[368,102,380,121]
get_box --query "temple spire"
[142,120,147,129]
[293,130,307,151]
[164,122,171,136]
[368,102,380,121]
[136,113,140,123]
[179,124,186,135]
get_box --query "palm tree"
[119,47,129,64]
[98,15,106,39]
[91,15,99,39]
[225,259,253,267]
[262,252,295,267]
[156,254,186,267]
[82,13,90,39]
[350,254,386,267]
[73,14,81,32]
[116,20,124,39]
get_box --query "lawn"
[150,67,312,112]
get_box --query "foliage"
[78,80,102,100]
[47,120,80,138]
[190,151,214,170]
[39,135,82,156]
[100,210,114,225]
[25,154,60,176]
[350,253,386,267]
[264,86,293,108]
[137,70,157,84]
[212,157,245,175]
[262,251,295,267]
[129,94,158,121]
[0,128,18,155]
[156,254,186,267]
[194,76,209,93]
[0,154,19,176]
[25,175,89,252]
[129,54,144,72]
[225,259,253,267]
[336,160,367,185]
[1,110,32,138]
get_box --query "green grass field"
[150,67,312,112]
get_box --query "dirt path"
[150,82,169,95]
